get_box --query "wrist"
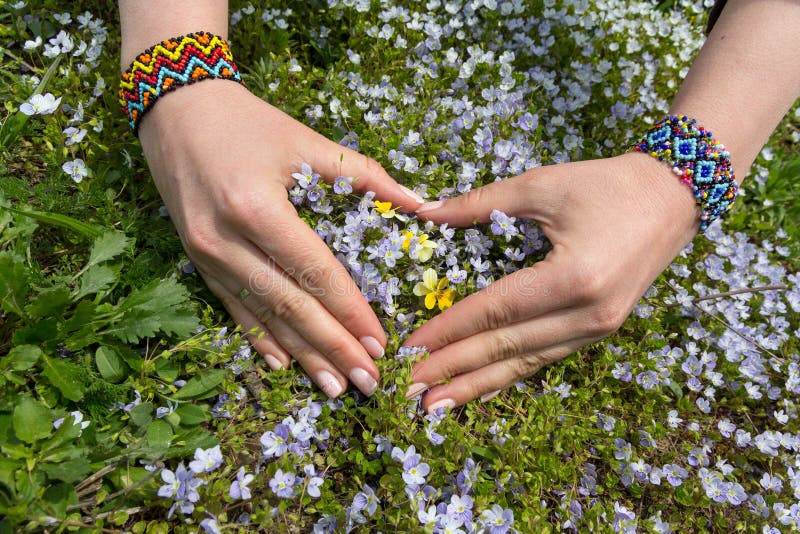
[621,151,700,246]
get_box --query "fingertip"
[359,335,385,359]
[263,353,288,371]
[399,184,425,205]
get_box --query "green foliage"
[0,0,797,532]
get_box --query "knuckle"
[587,301,628,336]
[297,263,333,293]
[324,340,355,365]
[514,352,548,377]
[183,226,222,259]
[251,300,277,326]
[482,298,512,330]
[463,185,488,214]
[571,263,610,303]
[493,330,525,361]
[271,292,308,321]
[363,156,387,179]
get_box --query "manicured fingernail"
[415,200,443,214]
[480,389,501,403]
[400,184,424,204]
[349,368,378,396]
[263,354,284,371]
[405,382,428,399]
[359,336,385,359]
[427,398,455,413]
[314,370,343,398]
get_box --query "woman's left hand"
[403,152,705,413]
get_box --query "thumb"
[308,140,424,212]
[414,171,544,226]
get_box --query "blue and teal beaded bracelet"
[629,115,739,231]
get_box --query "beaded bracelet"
[629,115,739,231]
[118,31,244,134]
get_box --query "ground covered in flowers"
[1,0,799,532]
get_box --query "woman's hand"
[137,79,423,398]
[403,152,702,412]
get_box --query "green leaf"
[4,345,41,371]
[13,397,52,443]
[74,264,117,300]
[146,420,173,450]
[40,482,78,520]
[41,355,85,401]
[129,403,154,428]
[166,428,218,459]
[40,457,91,483]
[2,206,102,239]
[172,368,227,400]
[95,346,127,383]
[25,286,71,318]
[174,404,208,426]
[88,231,130,266]
[0,252,29,316]
[103,278,199,343]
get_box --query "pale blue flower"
[189,445,223,474]
[229,467,254,500]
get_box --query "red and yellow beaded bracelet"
[118,31,244,134]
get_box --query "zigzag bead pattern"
[629,115,739,232]
[118,31,244,134]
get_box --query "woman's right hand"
[137,79,424,398]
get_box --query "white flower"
[62,158,88,183]
[19,93,62,116]
[63,127,87,146]
[23,36,42,50]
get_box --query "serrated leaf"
[4,344,41,371]
[13,397,52,443]
[25,286,71,318]
[95,346,127,383]
[172,368,227,400]
[88,231,130,267]
[74,264,117,300]
[103,278,198,343]
[41,356,85,401]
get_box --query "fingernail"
[415,200,443,214]
[349,368,378,396]
[480,389,501,402]
[405,382,428,399]
[314,370,343,398]
[428,398,455,413]
[263,354,284,371]
[400,184,424,204]
[359,336,385,359]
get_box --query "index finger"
[402,256,571,352]
[246,194,387,357]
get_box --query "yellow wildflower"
[402,230,438,262]
[413,268,456,310]
[374,200,408,221]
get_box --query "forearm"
[669,0,800,181]
[119,0,229,72]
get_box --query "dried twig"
[660,284,788,308]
